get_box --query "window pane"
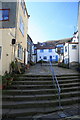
[40,49,44,52]
[2,10,9,20]
[43,56,47,59]
[18,44,23,60]
[0,9,9,21]
[19,16,24,35]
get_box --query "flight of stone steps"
[2,74,80,119]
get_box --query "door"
[50,56,52,62]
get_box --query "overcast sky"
[26,2,78,43]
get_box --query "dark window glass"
[43,56,47,59]
[18,44,23,60]
[49,49,52,52]
[72,45,77,49]
[40,49,44,52]
[65,46,67,52]
[0,9,9,21]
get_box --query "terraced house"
[0,0,29,75]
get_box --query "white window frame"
[72,45,77,49]
[19,16,24,36]
[18,44,23,60]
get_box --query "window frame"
[72,45,77,49]
[19,16,24,36]
[17,44,23,60]
[0,9,10,21]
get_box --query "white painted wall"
[37,49,59,62]
[69,44,78,63]
[64,43,78,64]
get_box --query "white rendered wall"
[37,49,59,62]
[69,44,78,63]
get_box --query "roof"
[27,34,33,43]
[34,37,73,50]
[36,46,55,50]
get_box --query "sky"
[26,2,78,43]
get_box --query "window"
[0,46,2,59]
[40,49,44,52]
[49,49,52,52]
[43,56,47,60]
[18,44,23,60]
[21,0,26,15]
[65,46,67,52]
[72,45,77,49]
[19,16,24,35]
[0,9,10,21]
[61,49,64,54]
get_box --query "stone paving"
[25,63,79,75]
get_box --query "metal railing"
[49,61,62,109]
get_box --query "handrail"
[49,61,62,109]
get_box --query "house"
[78,1,80,63]
[0,0,29,75]
[55,38,72,62]
[32,44,36,63]
[64,31,79,68]
[27,34,33,64]
[36,42,59,62]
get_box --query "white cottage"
[64,31,79,67]
[37,46,59,62]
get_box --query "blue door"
[50,56,52,62]
[56,55,58,62]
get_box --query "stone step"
[21,74,79,77]
[7,84,54,89]
[12,80,53,85]
[2,91,80,102]
[2,106,60,118]
[15,76,80,81]
[2,97,80,109]
[2,86,80,96]
[2,104,79,118]
[12,79,80,85]
[7,82,80,90]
